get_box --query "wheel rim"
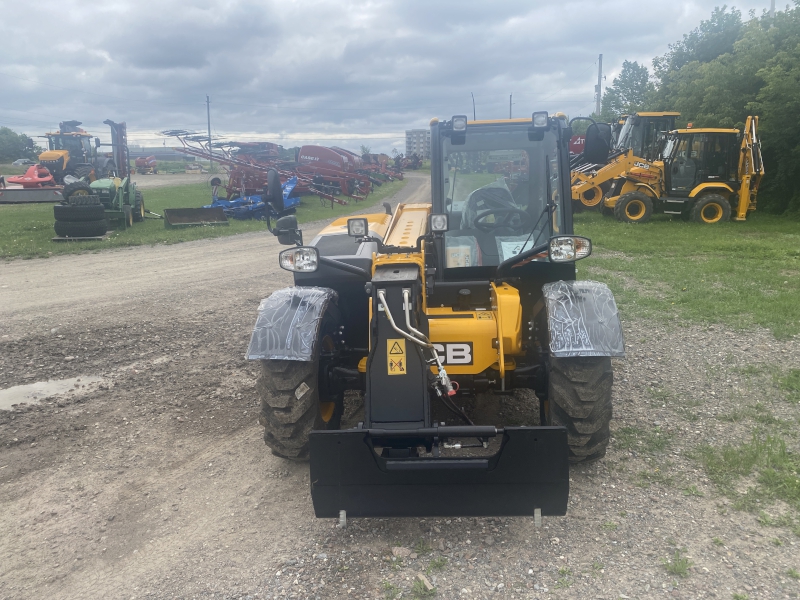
[700,202,723,223]
[319,334,336,423]
[625,199,646,220]
[581,187,603,207]
[73,190,89,196]
[139,202,144,218]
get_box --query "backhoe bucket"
[309,426,569,518]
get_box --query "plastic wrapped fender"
[543,280,625,358]
[246,287,338,361]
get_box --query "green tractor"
[54,120,145,238]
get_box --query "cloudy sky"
[0,0,769,154]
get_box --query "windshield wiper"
[517,157,555,254]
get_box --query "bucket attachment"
[163,207,229,228]
[309,426,569,518]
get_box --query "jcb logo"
[633,161,650,169]
[432,342,473,365]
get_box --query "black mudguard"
[543,280,625,358]
[246,286,338,361]
[309,426,569,518]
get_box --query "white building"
[405,129,431,159]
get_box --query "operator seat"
[456,181,523,265]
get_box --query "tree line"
[595,5,800,215]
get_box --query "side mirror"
[274,214,301,245]
[95,137,101,148]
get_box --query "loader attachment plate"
[309,427,569,518]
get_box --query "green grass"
[382,581,401,600]
[411,578,437,598]
[575,211,800,338]
[613,426,673,454]
[788,568,800,580]
[425,557,447,575]
[693,431,800,517]
[662,548,692,578]
[0,162,32,176]
[0,178,407,260]
[777,369,800,403]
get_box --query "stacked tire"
[54,182,108,238]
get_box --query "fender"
[246,286,338,361]
[542,280,625,358]
[630,181,659,198]
[688,182,735,198]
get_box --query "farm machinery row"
[164,132,405,211]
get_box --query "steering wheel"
[473,208,533,233]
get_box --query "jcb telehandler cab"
[248,113,625,522]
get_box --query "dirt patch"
[1,172,798,599]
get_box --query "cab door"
[668,134,704,195]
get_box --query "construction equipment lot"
[1,171,799,599]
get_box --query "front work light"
[451,115,468,131]
[429,213,449,232]
[532,111,549,128]
[279,246,319,272]
[347,218,368,237]
[549,236,592,262]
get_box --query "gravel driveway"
[1,170,798,599]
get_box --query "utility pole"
[471,92,476,121]
[509,94,512,119]
[771,0,775,25]
[595,54,603,116]
[206,95,212,171]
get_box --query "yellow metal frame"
[359,205,527,381]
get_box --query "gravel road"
[1,170,798,600]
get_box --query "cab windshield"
[442,128,562,268]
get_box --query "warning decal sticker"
[387,338,406,375]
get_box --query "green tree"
[652,6,743,83]
[0,127,40,162]
[600,61,654,121]
[360,144,372,156]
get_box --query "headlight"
[279,246,319,272]
[429,213,449,232]
[549,236,592,262]
[451,115,468,131]
[532,111,549,128]
[347,217,368,237]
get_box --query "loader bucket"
[309,426,569,518]
[163,207,229,228]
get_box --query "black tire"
[547,356,613,464]
[133,190,145,222]
[266,169,285,212]
[613,191,653,223]
[257,309,343,460]
[62,181,93,200]
[66,194,101,206]
[69,165,95,181]
[691,193,731,224]
[54,219,108,238]
[54,204,105,222]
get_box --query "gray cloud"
[0,0,768,154]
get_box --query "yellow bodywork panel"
[468,118,532,125]
[688,182,735,198]
[316,212,392,239]
[636,112,680,117]
[38,150,69,163]
[427,308,501,375]
[384,203,430,247]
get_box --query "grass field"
[0,178,407,260]
[574,211,800,339]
